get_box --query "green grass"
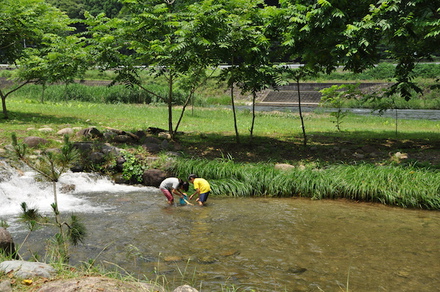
[3,97,439,146]
[173,159,440,209]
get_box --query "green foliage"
[320,84,361,131]
[0,220,8,228]
[340,0,439,101]
[69,215,87,245]
[120,149,148,183]
[0,0,72,64]
[46,0,85,19]
[0,0,73,118]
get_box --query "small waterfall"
[0,161,147,218]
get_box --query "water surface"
[12,191,440,292]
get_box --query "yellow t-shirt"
[194,178,211,194]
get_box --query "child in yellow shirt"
[188,174,211,206]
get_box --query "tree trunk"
[174,89,195,134]
[296,78,307,147]
[231,83,240,144]
[41,83,46,103]
[249,90,257,141]
[167,74,174,139]
[0,80,31,119]
[1,92,8,119]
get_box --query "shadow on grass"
[177,131,440,167]
[1,111,90,126]
[2,109,439,168]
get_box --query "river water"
[236,105,440,121]
[1,165,439,292]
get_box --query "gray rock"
[134,130,147,141]
[101,144,121,156]
[0,228,17,259]
[147,127,166,135]
[142,142,162,153]
[23,136,49,148]
[158,132,172,140]
[36,276,165,292]
[353,153,365,159]
[160,139,170,150]
[144,136,162,144]
[112,134,133,143]
[89,152,105,164]
[173,285,199,292]
[73,142,94,152]
[0,261,55,278]
[274,163,295,171]
[103,131,117,141]
[287,266,307,274]
[76,127,103,139]
[112,173,129,184]
[165,151,182,157]
[57,128,74,135]
[142,169,167,187]
[0,280,12,292]
[38,127,53,133]
[60,184,76,193]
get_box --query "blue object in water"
[180,195,188,206]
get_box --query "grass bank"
[1,95,440,209]
[174,159,440,210]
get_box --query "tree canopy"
[1,0,439,125]
[0,0,73,118]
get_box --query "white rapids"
[0,160,149,217]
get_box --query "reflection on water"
[9,190,440,291]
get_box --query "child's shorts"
[199,192,210,203]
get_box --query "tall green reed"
[173,159,440,210]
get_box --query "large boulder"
[173,285,199,292]
[23,136,49,148]
[0,228,17,259]
[274,163,295,171]
[0,280,12,292]
[57,128,74,136]
[142,169,167,187]
[142,143,162,154]
[36,276,165,292]
[0,261,55,278]
[76,127,103,139]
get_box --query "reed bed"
[174,159,440,210]
[11,83,192,105]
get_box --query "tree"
[278,0,381,146]
[11,134,86,262]
[83,0,123,18]
[211,0,282,143]
[16,34,89,103]
[84,0,221,139]
[0,0,73,119]
[46,0,85,19]
[320,83,361,132]
[339,0,440,101]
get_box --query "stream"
[1,163,439,291]
[235,105,440,121]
